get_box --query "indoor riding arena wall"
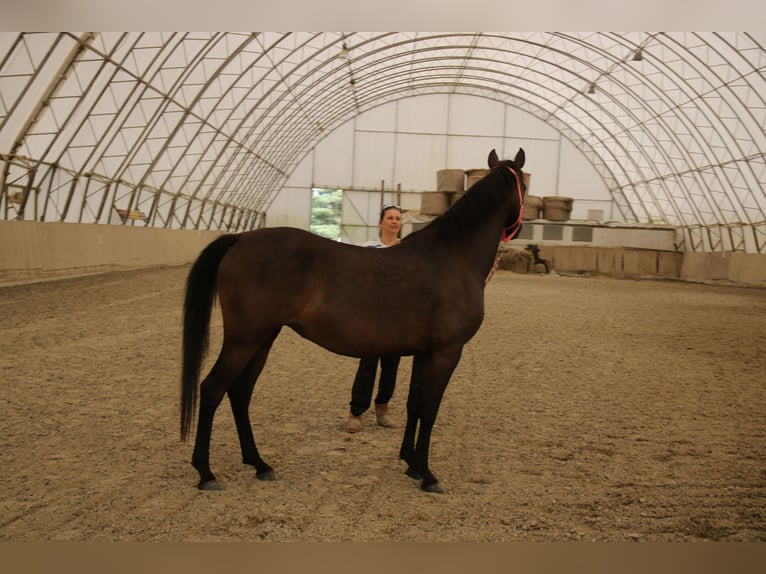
[0,221,222,285]
[500,244,766,288]
[1,221,765,287]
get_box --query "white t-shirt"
[362,238,398,248]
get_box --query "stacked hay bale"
[421,167,546,220]
[420,191,451,215]
[523,195,543,220]
[497,246,534,273]
[421,169,465,215]
[465,168,489,189]
[457,168,488,206]
[542,196,574,221]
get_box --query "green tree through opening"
[310,188,343,240]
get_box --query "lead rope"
[484,252,502,285]
[485,168,525,285]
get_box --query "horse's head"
[487,148,526,242]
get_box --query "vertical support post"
[380,179,385,210]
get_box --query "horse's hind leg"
[227,330,280,482]
[191,345,253,491]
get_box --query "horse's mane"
[403,162,516,248]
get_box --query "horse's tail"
[180,233,240,442]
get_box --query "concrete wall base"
[500,244,766,288]
[2,221,764,288]
[0,221,222,285]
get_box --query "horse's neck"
[438,176,513,281]
[465,209,508,282]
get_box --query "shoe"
[346,414,363,433]
[375,404,396,428]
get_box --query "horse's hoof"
[421,481,445,494]
[198,479,225,491]
[256,468,278,481]
[405,467,422,480]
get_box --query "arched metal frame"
[0,32,764,252]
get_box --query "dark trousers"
[349,356,401,416]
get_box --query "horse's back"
[216,228,335,298]
[221,227,362,282]
[216,227,380,317]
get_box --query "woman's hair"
[379,203,402,221]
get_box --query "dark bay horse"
[181,148,526,493]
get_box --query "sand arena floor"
[1,266,764,541]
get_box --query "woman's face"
[380,207,402,235]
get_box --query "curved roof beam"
[1,33,763,251]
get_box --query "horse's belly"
[287,319,426,358]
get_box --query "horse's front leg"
[411,419,440,492]
[399,377,420,479]
[401,348,463,493]
[399,352,428,478]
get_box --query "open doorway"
[310,187,343,240]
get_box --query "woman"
[346,204,403,433]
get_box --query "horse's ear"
[513,148,526,170]
[488,149,499,169]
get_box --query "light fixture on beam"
[632,48,644,61]
[586,82,596,95]
[339,42,350,59]
[348,77,357,92]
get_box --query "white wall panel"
[502,137,560,197]
[505,106,560,139]
[558,138,616,220]
[284,150,314,187]
[355,100,398,131]
[342,190,373,226]
[352,130,396,189]
[393,132,448,191]
[312,120,354,186]
[447,136,504,171]
[448,94,506,137]
[396,94,449,135]
[268,186,311,228]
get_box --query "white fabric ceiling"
[0,32,764,252]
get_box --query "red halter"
[485,167,525,285]
[500,166,525,243]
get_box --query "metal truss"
[0,32,763,252]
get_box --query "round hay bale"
[543,196,574,221]
[465,168,490,189]
[420,191,450,215]
[449,191,465,206]
[437,169,465,192]
[523,195,543,220]
[498,249,534,273]
[523,172,532,193]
